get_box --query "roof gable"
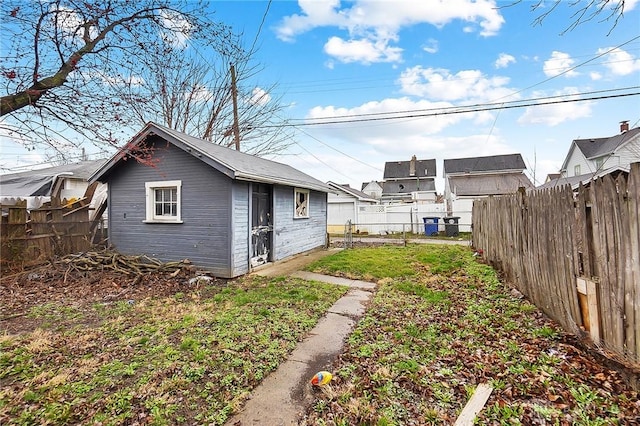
[560,127,640,172]
[443,154,526,175]
[327,181,378,202]
[383,158,436,179]
[90,123,329,193]
[574,127,640,159]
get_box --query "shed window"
[145,180,182,223]
[294,188,309,218]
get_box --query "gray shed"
[90,122,329,278]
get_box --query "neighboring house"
[326,181,379,233]
[0,159,106,210]
[381,155,437,203]
[361,181,383,200]
[545,173,561,183]
[443,153,533,230]
[537,165,631,191]
[90,122,329,278]
[558,121,640,178]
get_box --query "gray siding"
[107,142,235,277]
[231,181,250,276]
[272,186,327,260]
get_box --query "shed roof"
[443,154,526,176]
[90,122,329,193]
[449,174,532,196]
[0,159,105,197]
[383,158,436,179]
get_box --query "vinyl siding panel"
[107,142,234,277]
[615,136,640,168]
[272,186,327,260]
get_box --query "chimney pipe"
[620,120,629,133]
[410,155,416,176]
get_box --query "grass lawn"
[2,244,637,425]
[0,276,346,425]
[302,244,639,425]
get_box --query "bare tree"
[0,0,288,159]
[506,0,629,34]
[121,43,293,156]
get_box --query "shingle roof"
[574,127,640,159]
[449,174,532,196]
[443,154,526,175]
[91,122,329,193]
[536,165,630,191]
[0,160,105,197]
[383,158,436,179]
[382,178,436,195]
[328,182,378,202]
[361,181,383,191]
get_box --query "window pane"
[154,187,178,217]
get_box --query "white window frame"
[294,188,309,219]
[574,164,581,176]
[144,180,183,223]
[595,156,605,170]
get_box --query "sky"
[2,0,640,193]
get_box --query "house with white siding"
[90,122,329,278]
[558,121,640,179]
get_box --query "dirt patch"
[0,261,225,335]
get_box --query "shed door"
[251,184,273,267]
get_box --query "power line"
[266,91,640,128]
[287,86,638,122]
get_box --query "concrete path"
[226,251,376,426]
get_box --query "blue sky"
[2,0,640,192]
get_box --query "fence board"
[1,196,94,265]
[473,164,640,364]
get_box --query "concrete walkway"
[226,250,376,426]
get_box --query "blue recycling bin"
[422,217,439,236]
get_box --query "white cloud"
[276,1,504,64]
[96,73,145,87]
[249,87,271,106]
[517,88,593,126]
[590,72,602,81]
[596,47,640,75]
[324,36,403,64]
[423,38,439,54]
[543,51,579,77]
[397,66,517,103]
[159,10,192,48]
[49,6,99,43]
[495,53,516,69]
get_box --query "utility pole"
[230,64,241,151]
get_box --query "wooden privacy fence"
[472,163,640,365]
[1,185,104,266]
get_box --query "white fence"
[335,204,472,235]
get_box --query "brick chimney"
[409,155,416,176]
[620,120,629,133]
